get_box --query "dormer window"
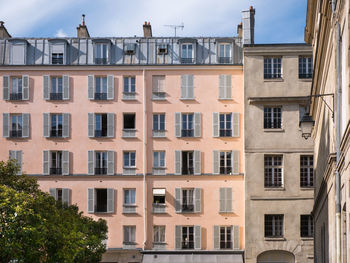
[94,43,108,64]
[181,44,194,64]
[124,43,136,55]
[218,43,232,64]
[49,40,67,65]
[9,40,27,65]
[157,44,168,55]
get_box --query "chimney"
[241,6,255,45]
[0,21,11,39]
[77,14,90,38]
[237,22,242,38]
[143,21,152,37]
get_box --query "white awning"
[153,188,165,195]
[142,254,244,263]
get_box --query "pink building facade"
[0,10,254,262]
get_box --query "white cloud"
[55,29,67,38]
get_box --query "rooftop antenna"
[163,22,184,37]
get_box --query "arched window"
[257,250,295,263]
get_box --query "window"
[300,155,314,187]
[300,215,314,238]
[153,114,165,138]
[123,189,136,213]
[264,155,283,188]
[9,150,22,175]
[220,226,232,249]
[50,77,63,100]
[265,215,284,238]
[50,114,63,137]
[154,226,165,243]
[299,56,313,79]
[153,151,165,168]
[175,188,201,213]
[10,77,22,100]
[152,188,166,213]
[88,188,114,213]
[95,114,108,137]
[152,75,165,100]
[264,107,282,129]
[219,114,232,137]
[95,77,107,100]
[52,53,63,65]
[182,189,194,212]
[264,57,282,79]
[181,226,194,248]
[10,42,26,65]
[123,114,136,138]
[182,151,194,175]
[218,75,232,100]
[219,188,232,213]
[123,226,136,244]
[96,188,108,212]
[49,188,70,205]
[157,44,168,55]
[124,152,136,168]
[43,75,69,101]
[180,75,194,100]
[123,76,136,100]
[95,151,107,175]
[218,44,232,64]
[220,151,232,175]
[124,43,136,55]
[182,114,194,137]
[181,44,194,63]
[10,114,22,138]
[50,151,63,175]
[95,43,108,64]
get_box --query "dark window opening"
[50,114,63,137]
[57,189,63,202]
[96,189,107,212]
[50,151,62,175]
[182,189,194,212]
[301,215,314,237]
[95,114,108,137]
[153,195,165,204]
[220,226,232,249]
[182,226,194,249]
[265,214,284,238]
[95,152,107,175]
[182,151,194,175]
[124,114,136,129]
[52,53,63,65]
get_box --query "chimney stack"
[0,21,11,39]
[237,22,242,38]
[241,6,255,45]
[77,14,90,38]
[143,21,152,37]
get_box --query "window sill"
[263,128,284,133]
[301,237,314,241]
[218,98,233,101]
[152,97,166,101]
[264,187,285,191]
[219,211,234,214]
[180,98,196,101]
[300,186,314,190]
[263,78,284,82]
[298,78,312,82]
[121,98,137,101]
[264,237,286,241]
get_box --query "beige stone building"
[244,44,314,263]
[305,0,350,262]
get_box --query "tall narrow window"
[153,114,165,131]
[153,226,166,243]
[300,215,314,237]
[10,115,22,138]
[182,189,194,212]
[299,56,313,78]
[96,188,107,212]
[300,155,314,187]
[123,76,136,100]
[264,57,282,79]
[124,152,136,168]
[153,151,165,168]
[123,188,136,213]
[95,77,107,100]
[95,151,107,175]
[50,114,63,137]
[220,226,232,249]
[219,113,232,137]
[95,44,108,64]
[182,114,194,137]
[123,114,136,138]
[10,77,23,100]
[50,151,62,175]
[123,226,136,244]
[95,114,108,137]
[50,77,63,100]
[182,151,194,175]
[264,155,283,188]
[181,44,194,64]
[220,151,232,175]
[181,226,194,249]
[152,75,165,100]
[265,215,284,238]
[218,44,232,64]
[264,107,282,129]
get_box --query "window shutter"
[43,75,50,100]
[174,150,182,175]
[107,151,114,175]
[194,225,201,249]
[175,112,181,137]
[62,113,70,138]
[88,150,95,175]
[194,112,201,137]
[107,188,115,213]
[219,75,225,99]
[225,75,232,99]
[232,150,239,174]
[88,188,95,213]
[212,112,219,137]
[43,150,49,175]
[194,188,201,213]
[232,113,239,137]
[22,75,29,100]
[9,150,16,160]
[187,75,194,99]
[88,75,94,100]
[3,75,9,100]
[233,225,240,249]
[180,75,187,99]
[3,113,9,138]
[22,113,29,138]
[226,188,232,212]
[43,113,50,138]
[88,113,95,137]
[213,150,219,175]
[175,226,182,249]
[62,188,70,205]
[175,188,182,212]
[213,225,220,250]
[63,75,70,100]
[219,187,225,212]
[62,151,69,175]
[49,188,57,200]
[107,113,115,138]
[107,75,114,100]
[194,150,201,175]
[15,151,22,175]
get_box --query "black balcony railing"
[299,73,313,79]
[50,168,62,175]
[10,93,23,100]
[181,58,194,64]
[94,58,107,65]
[10,130,22,138]
[50,93,63,100]
[50,129,63,138]
[218,57,232,64]
[220,241,232,249]
[220,167,232,175]
[52,57,63,65]
[181,241,194,249]
[182,167,194,175]
[182,204,194,212]
[94,93,107,100]
[95,167,107,175]
[181,129,194,137]
[219,129,232,137]
[95,129,107,137]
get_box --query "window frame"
[181,44,194,64]
[219,151,232,175]
[95,151,107,175]
[264,155,283,188]
[124,189,136,205]
[219,113,232,137]
[219,226,233,249]
[153,151,165,168]
[182,188,194,212]
[264,214,284,238]
[182,151,194,175]
[10,77,23,100]
[264,107,282,129]
[123,151,136,168]
[153,225,166,243]
[123,225,136,244]
[300,214,314,238]
[50,113,63,137]
[181,226,194,249]
[10,114,23,138]
[123,76,136,93]
[94,43,108,64]
[153,114,165,131]
[218,43,232,64]
[264,57,282,79]
[181,113,194,137]
[298,56,313,79]
[300,155,314,188]
[50,151,63,175]
[94,76,108,100]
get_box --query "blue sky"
[0,0,307,43]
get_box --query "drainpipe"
[142,68,147,250]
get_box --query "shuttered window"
[213,225,240,250]
[88,75,114,100]
[219,187,233,213]
[88,188,114,213]
[9,150,22,175]
[43,75,70,100]
[3,76,29,101]
[3,113,29,138]
[88,113,114,138]
[43,113,70,138]
[213,112,239,137]
[219,75,232,99]
[49,188,70,205]
[175,188,201,213]
[152,75,166,100]
[180,75,194,99]
[175,113,201,138]
[43,151,69,175]
[175,225,201,250]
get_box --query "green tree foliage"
[0,160,107,263]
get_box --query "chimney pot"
[143,21,152,37]
[77,15,90,38]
